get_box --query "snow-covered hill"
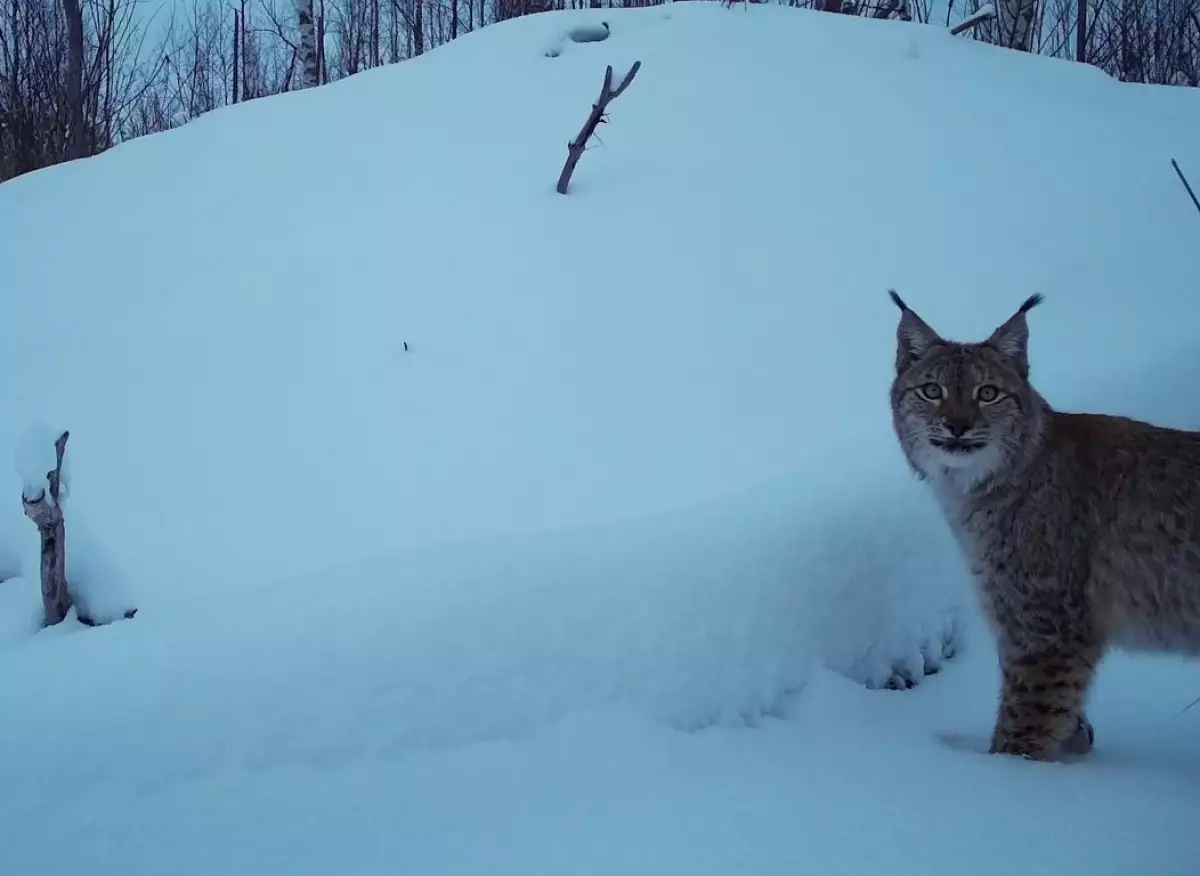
[2,4,1200,873]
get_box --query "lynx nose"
[943,417,971,438]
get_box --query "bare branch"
[555,60,641,196]
[1172,158,1200,218]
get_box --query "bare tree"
[996,0,1037,48]
[62,0,86,159]
[233,5,241,102]
[294,0,319,87]
[1,0,167,179]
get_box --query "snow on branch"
[949,4,996,35]
[556,61,642,196]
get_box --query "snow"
[1,2,1200,872]
[13,420,67,501]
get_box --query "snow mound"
[1,7,1200,872]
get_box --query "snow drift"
[2,4,1200,872]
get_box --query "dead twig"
[1174,693,1200,717]
[556,61,642,196]
[1171,158,1200,218]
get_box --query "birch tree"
[996,0,1038,49]
[294,0,319,88]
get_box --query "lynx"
[887,290,1200,761]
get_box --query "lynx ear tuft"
[987,294,1043,377]
[889,289,942,373]
[1016,293,1044,316]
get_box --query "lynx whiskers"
[887,290,1200,761]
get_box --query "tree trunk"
[371,0,379,67]
[452,0,459,39]
[389,0,398,63]
[233,9,241,103]
[318,0,327,83]
[414,0,425,57]
[1075,0,1085,61]
[61,0,86,160]
[294,0,320,88]
[104,0,115,146]
[997,0,1036,51]
[241,0,249,96]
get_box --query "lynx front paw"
[990,714,1095,761]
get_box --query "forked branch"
[556,61,642,195]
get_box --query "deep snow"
[2,3,1200,872]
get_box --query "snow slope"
[2,3,1200,872]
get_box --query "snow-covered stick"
[949,4,996,34]
[22,430,72,626]
[1171,159,1200,218]
[555,61,642,196]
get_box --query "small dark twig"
[556,61,642,195]
[1173,693,1200,717]
[1171,158,1200,218]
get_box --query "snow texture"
[13,420,66,501]
[1,3,1200,873]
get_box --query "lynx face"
[888,291,1047,487]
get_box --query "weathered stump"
[22,430,72,626]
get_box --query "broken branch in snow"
[555,61,642,196]
[949,4,995,34]
[22,430,72,626]
[1171,158,1200,218]
[19,430,137,628]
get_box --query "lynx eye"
[976,384,1002,404]
[917,383,943,401]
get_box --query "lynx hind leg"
[990,646,1099,761]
